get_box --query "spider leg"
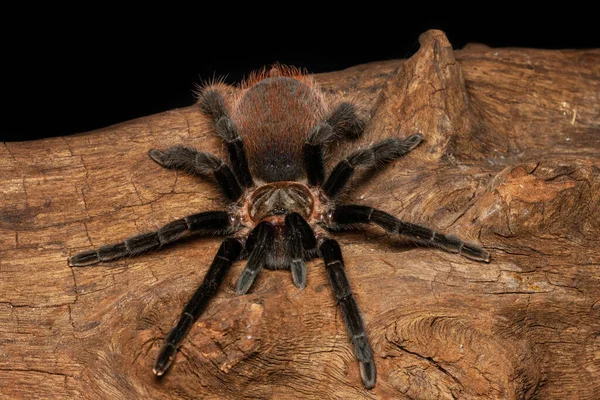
[235,222,275,295]
[215,117,253,188]
[153,237,243,376]
[284,212,317,289]
[198,88,253,188]
[322,134,423,198]
[148,147,243,201]
[331,205,490,262]
[319,238,376,389]
[303,102,366,186]
[303,123,331,186]
[327,102,366,140]
[196,87,228,122]
[69,211,236,266]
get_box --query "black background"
[2,11,597,142]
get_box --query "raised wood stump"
[1,30,599,399]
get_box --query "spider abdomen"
[231,69,327,182]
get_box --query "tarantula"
[69,65,490,389]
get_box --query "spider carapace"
[69,65,490,389]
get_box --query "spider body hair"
[200,65,329,183]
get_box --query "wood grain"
[1,30,599,399]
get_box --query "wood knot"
[376,312,541,398]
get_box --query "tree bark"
[1,30,599,399]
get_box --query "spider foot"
[68,250,99,266]
[148,149,167,166]
[359,360,377,390]
[462,243,491,262]
[153,343,177,376]
[353,332,376,388]
[405,132,424,150]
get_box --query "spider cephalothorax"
[69,65,490,389]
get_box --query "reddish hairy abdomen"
[231,76,326,182]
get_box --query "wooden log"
[1,30,599,399]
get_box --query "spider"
[69,65,490,389]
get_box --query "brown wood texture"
[1,30,599,399]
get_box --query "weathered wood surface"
[1,30,599,399]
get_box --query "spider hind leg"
[198,86,254,188]
[303,102,367,186]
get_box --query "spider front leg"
[319,238,376,389]
[69,211,236,266]
[153,237,244,376]
[331,205,490,262]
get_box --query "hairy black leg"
[215,117,253,188]
[235,222,275,295]
[323,134,423,198]
[197,88,227,121]
[326,102,365,140]
[69,211,236,266]
[285,212,317,289]
[148,146,243,201]
[153,237,243,376]
[303,123,332,185]
[197,88,254,188]
[303,103,366,186]
[319,238,376,389]
[331,205,490,262]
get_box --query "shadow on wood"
[1,30,599,399]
